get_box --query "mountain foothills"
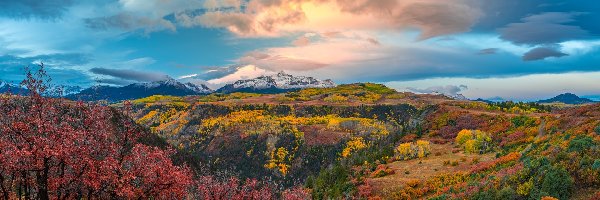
[125,83,600,200]
[1,68,600,200]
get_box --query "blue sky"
[0,0,599,100]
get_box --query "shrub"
[324,94,349,103]
[497,186,517,200]
[595,124,600,135]
[342,137,367,158]
[538,166,574,200]
[511,115,537,127]
[541,197,559,200]
[306,164,355,199]
[406,179,421,188]
[451,161,459,166]
[516,179,533,196]
[395,140,431,160]
[593,160,600,170]
[455,129,492,154]
[455,129,473,145]
[568,135,595,153]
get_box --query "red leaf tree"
[0,65,192,199]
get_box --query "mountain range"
[66,78,213,102]
[0,80,82,96]
[65,72,335,102]
[2,75,598,105]
[216,71,336,93]
[0,81,26,95]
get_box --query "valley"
[122,82,600,199]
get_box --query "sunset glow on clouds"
[0,0,599,100]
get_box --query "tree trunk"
[36,159,50,200]
[21,171,31,200]
[0,175,8,200]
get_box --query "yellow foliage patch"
[342,137,367,158]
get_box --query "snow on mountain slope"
[218,71,336,93]
[135,78,214,94]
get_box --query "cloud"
[94,78,135,86]
[238,51,328,71]
[498,12,589,45]
[478,48,499,55]
[205,65,272,87]
[208,32,600,84]
[177,0,482,39]
[89,67,169,82]
[0,0,75,20]
[84,13,176,32]
[83,0,204,33]
[292,36,311,46]
[407,85,468,96]
[522,47,568,61]
[177,65,245,81]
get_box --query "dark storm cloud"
[477,48,499,55]
[0,0,75,19]
[89,67,170,82]
[522,47,568,61]
[474,1,600,34]
[407,85,468,96]
[94,78,135,86]
[498,12,589,45]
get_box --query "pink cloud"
[186,0,482,39]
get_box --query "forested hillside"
[128,84,600,199]
[2,67,599,199]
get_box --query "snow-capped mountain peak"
[132,78,213,94]
[135,78,178,89]
[217,71,336,93]
[184,82,214,94]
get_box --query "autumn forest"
[0,66,598,200]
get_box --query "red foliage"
[500,131,525,147]
[195,176,277,200]
[0,65,192,199]
[400,134,418,142]
[357,182,373,198]
[470,152,520,173]
[590,191,600,200]
[281,186,311,200]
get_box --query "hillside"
[538,93,596,104]
[3,68,600,199]
[124,83,600,199]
